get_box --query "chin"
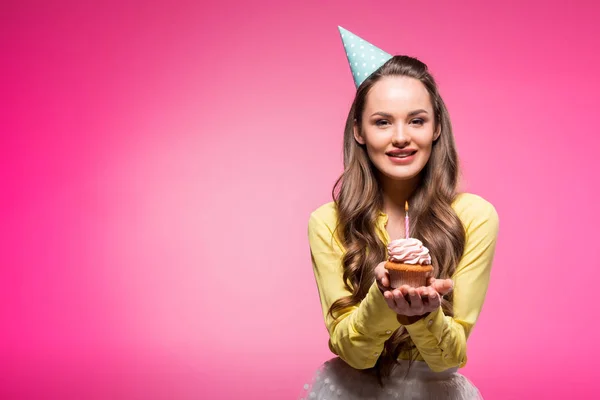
[380,167,422,182]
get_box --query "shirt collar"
[376,212,390,243]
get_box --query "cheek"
[366,137,389,154]
[363,138,386,156]
[416,139,434,155]
[368,143,389,160]
[366,147,381,164]
[417,148,433,166]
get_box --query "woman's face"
[354,76,440,182]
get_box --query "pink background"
[1,0,599,398]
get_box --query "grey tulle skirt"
[299,357,483,400]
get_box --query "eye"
[411,119,424,126]
[375,119,390,127]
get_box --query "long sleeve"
[403,197,500,372]
[308,210,401,369]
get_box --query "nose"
[391,125,410,146]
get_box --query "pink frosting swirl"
[387,238,431,265]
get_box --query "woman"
[299,27,499,399]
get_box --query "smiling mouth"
[387,151,417,159]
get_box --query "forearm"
[402,307,468,372]
[327,282,400,369]
[328,312,391,369]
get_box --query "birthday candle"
[405,201,410,239]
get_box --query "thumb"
[375,261,389,288]
[435,279,454,295]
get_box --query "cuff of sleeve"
[354,281,400,336]
[403,306,446,345]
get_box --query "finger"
[420,286,432,302]
[375,262,390,288]
[376,277,388,293]
[427,289,441,310]
[383,290,398,310]
[430,278,451,295]
[437,279,454,295]
[408,288,424,312]
[392,289,410,310]
[398,285,411,300]
[429,279,441,292]
[427,276,436,286]
[419,287,430,306]
[381,270,390,288]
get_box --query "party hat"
[338,26,393,88]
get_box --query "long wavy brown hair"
[328,55,466,385]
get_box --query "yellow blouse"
[307,192,499,372]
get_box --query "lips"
[386,149,417,158]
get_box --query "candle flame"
[405,201,409,212]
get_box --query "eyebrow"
[370,109,429,118]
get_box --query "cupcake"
[385,238,433,288]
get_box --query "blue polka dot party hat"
[338,26,393,88]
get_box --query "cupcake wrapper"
[388,269,430,288]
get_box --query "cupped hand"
[375,261,454,317]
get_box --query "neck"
[378,172,421,217]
